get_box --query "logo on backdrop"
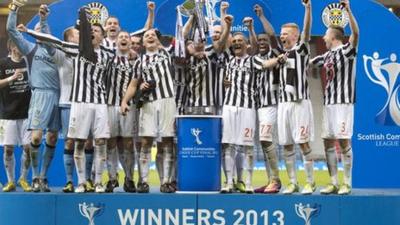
[363,52,400,126]
[295,203,321,225]
[322,3,349,28]
[79,202,105,225]
[191,128,202,145]
[86,2,109,26]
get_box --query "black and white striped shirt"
[185,55,214,107]
[311,43,357,105]
[107,54,134,106]
[207,46,233,107]
[71,46,115,104]
[224,55,263,109]
[102,37,117,50]
[278,40,310,103]
[256,50,280,108]
[133,48,175,101]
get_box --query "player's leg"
[17,119,32,192]
[220,106,236,193]
[84,138,95,191]
[155,142,164,186]
[92,104,111,193]
[338,138,352,195]
[2,145,16,192]
[29,129,42,192]
[106,137,119,192]
[320,139,339,194]
[122,137,135,192]
[158,98,176,193]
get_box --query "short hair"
[281,23,300,33]
[232,32,248,43]
[105,16,119,25]
[92,23,105,36]
[329,25,345,41]
[7,39,16,52]
[63,26,76,41]
[118,30,130,36]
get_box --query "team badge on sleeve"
[322,3,349,28]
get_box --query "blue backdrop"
[1,0,399,188]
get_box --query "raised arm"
[243,17,257,55]
[143,1,155,30]
[183,15,195,40]
[342,0,359,47]
[6,6,35,56]
[301,0,312,43]
[25,29,79,56]
[219,1,229,30]
[254,4,278,49]
[38,4,56,56]
[213,15,233,53]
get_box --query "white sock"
[223,145,235,186]
[4,150,15,182]
[162,146,173,184]
[341,146,353,186]
[325,147,338,185]
[95,144,107,184]
[284,148,297,184]
[74,143,86,185]
[156,149,164,183]
[244,146,254,187]
[263,143,280,181]
[19,147,31,180]
[235,147,245,182]
[139,147,151,183]
[124,148,134,181]
[302,150,314,184]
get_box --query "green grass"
[108,170,343,188]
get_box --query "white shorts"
[139,98,176,137]
[222,105,256,146]
[257,106,278,142]
[2,119,31,146]
[277,100,314,145]
[0,120,6,145]
[68,102,110,139]
[108,105,137,138]
[322,104,354,139]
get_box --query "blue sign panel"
[176,116,222,192]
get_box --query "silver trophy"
[79,202,104,225]
[295,203,321,225]
[191,128,202,145]
[363,52,400,126]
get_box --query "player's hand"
[223,78,231,88]
[147,1,155,11]
[194,51,205,59]
[340,0,350,11]
[8,69,24,83]
[39,4,50,20]
[140,82,150,90]
[224,15,233,26]
[243,17,254,28]
[220,1,229,12]
[254,4,264,17]
[17,24,27,32]
[12,0,27,8]
[277,53,288,65]
[120,102,130,116]
[302,0,311,8]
